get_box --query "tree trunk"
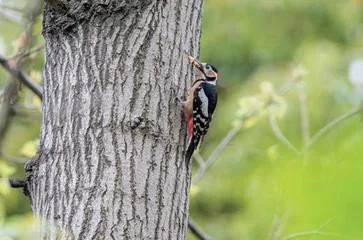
[25,1,203,239]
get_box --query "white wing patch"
[197,88,209,117]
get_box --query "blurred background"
[1,0,363,239]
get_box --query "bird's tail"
[185,138,195,166]
[185,136,200,166]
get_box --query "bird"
[183,55,219,165]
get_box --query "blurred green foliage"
[188,0,363,239]
[1,0,363,239]
[0,0,43,239]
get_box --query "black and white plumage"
[185,82,218,162]
[184,56,219,165]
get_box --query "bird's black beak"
[187,56,204,73]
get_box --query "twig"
[0,9,23,24]
[281,219,356,240]
[0,3,24,12]
[13,66,43,99]
[316,219,332,231]
[0,3,42,101]
[9,45,44,60]
[306,106,363,149]
[188,218,212,240]
[192,127,240,184]
[0,151,27,163]
[297,81,310,149]
[8,178,27,188]
[0,81,18,149]
[8,178,29,196]
[267,207,282,240]
[193,152,206,167]
[0,2,42,151]
[0,55,43,99]
[268,109,299,154]
[282,231,354,240]
[266,193,290,240]
[276,76,302,95]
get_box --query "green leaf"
[0,179,10,196]
[0,162,16,178]
[20,140,38,158]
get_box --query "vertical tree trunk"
[26,1,203,239]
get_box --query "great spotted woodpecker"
[183,56,219,164]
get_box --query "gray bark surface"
[26,0,203,239]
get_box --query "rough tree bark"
[25,0,203,239]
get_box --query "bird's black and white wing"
[185,82,218,163]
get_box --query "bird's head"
[188,56,218,85]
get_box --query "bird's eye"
[205,65,210,70]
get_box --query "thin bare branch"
[282,218,357,240]
[267,207,282,240]
[13,67,43,99]
[316,219,332,231]
[282,231,354,240]
[0,2,42,150]
[276,76,302,95]
[0,9,23,24]
[188,218,212,240]
[268,109,299,154]
[0,81,18,149]
[297,81,310,149]
[8,178,30,196]
[9,45,44,60]
[0,151,27,163]
[0,55,43,99]
[192,127,240,184]
[306,106,363,149]
[193,152,206,167]
[266,194,291,240]
[8,178,27,188]
[0,3,24,12]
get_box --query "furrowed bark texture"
[26,1,203,239]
